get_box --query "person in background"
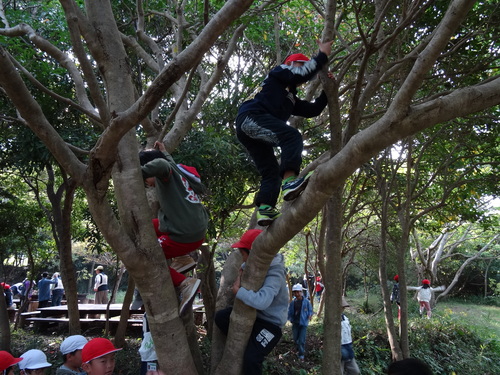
[341,297,360,375]
[57,335,88,375]
[235,39,333,226]
[10,282,23,299]
[1,282,14,310]
[315,276,324,302]
[288,283,314,361]
[18,349,52,375]
[0,351,23,375]
[51,272,65,306]
[19,278,35,312]
[387,358,434,375]
[407,279,445,319]
[215,229,289,375]
[390,274,401,320]
[301,274,309,299]
[139,313,158,375]
[37,272,58,308]
[93,266,109,304]
[81,338,121,375]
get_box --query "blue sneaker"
[282,171,314,201]
[256,206,281,226]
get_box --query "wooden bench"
[19,311,41,327]
[23,316,143,332]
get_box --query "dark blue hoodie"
[238,51,329,121]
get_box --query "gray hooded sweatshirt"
[236,253,289,327]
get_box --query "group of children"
[391,275,445,319]
[0,39,443,374]
[0,336,120,375]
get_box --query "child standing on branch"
[236,39,333,226]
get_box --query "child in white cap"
[81,338,121,375]
[0,351,23,375]
[57,335,88,375]
[18,349,52,375]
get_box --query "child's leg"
[169,267,186,287]
[237,130,281,207]
[158,234,204,259]
[423,301,432,318]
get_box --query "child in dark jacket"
[236,39,333,226]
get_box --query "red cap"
[393,275,399,282]
[177,164,201,179]
[231,229,263,250]
[0,351,22,371]
[422,279,430,285]
[82,338,121,363]
[284,53,310,64]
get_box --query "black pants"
[215,307,282,375]
[236,112,303,207]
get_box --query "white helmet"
[292,284,303,292]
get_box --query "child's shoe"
[256,205,281,226]
[171,255,197,274]
[178,277,201,315]
[282,171,314,201]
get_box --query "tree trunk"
[322,194,343,373]
[48,176,81,334]
[376,170,403,361]
[0,288,11,351]
[110,263,126,304]
[210,251,243,374]
[114,278,136,348]
[199,243,217,338]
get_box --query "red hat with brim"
[394,275,399,282]
[0,351,22,372]
[82,338,122,364]
[284,53,310,64]
[231,229,263,250]
[422,279,430,285]
[177,164,201,179]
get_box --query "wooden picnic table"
[37,303,143,319]
[20,303,205,331]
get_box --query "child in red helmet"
[235,39,334,226]
[407,279,445,318]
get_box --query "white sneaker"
[178,278,201,316]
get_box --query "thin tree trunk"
[114,277,135,347]
[199,243,217,338]
[0,283,11,351]
[377,171,403,361]
[322,193,343,373]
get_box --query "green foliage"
[349,304,500,375]
[172,129,260,240]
